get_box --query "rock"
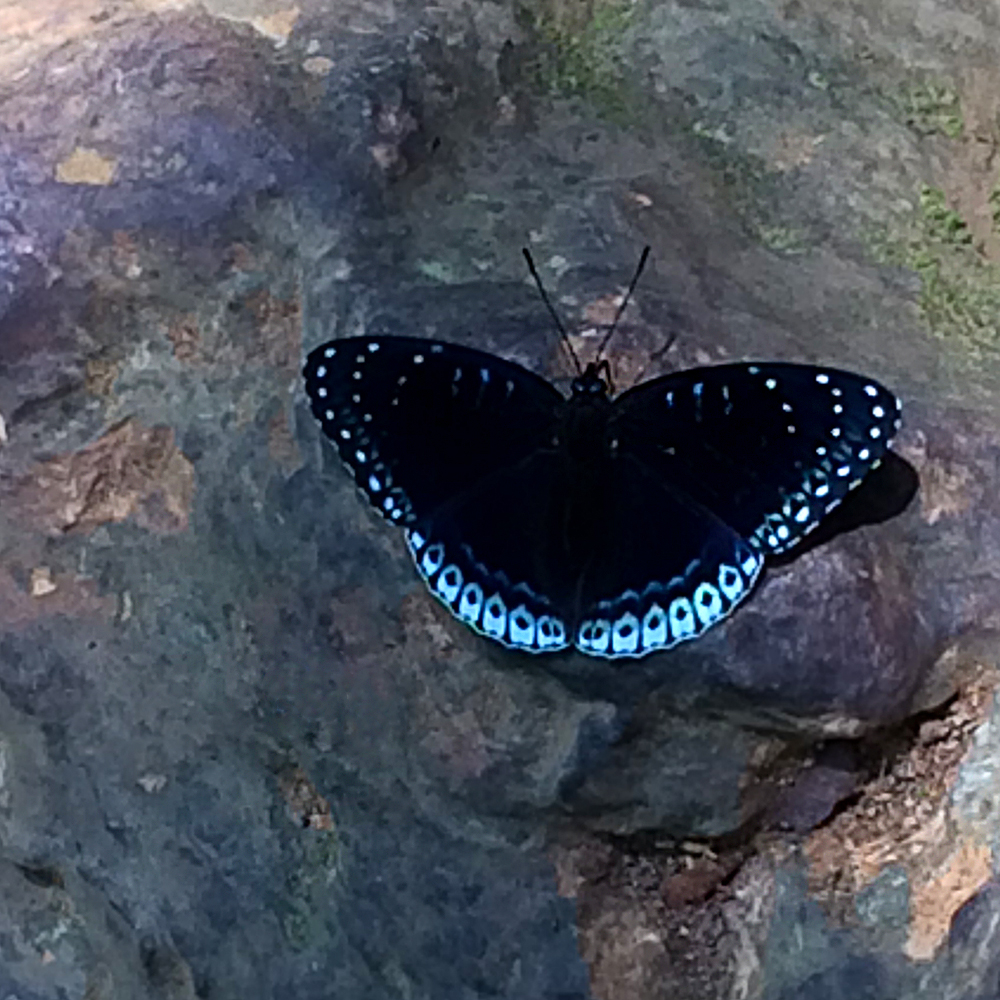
[1,0,1000,998]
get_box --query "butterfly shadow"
[767,450,919,568]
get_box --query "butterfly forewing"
[304,336,577,651]
[303,336,564,527]
[613,363,901,557]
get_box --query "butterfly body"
[303,335,900,659]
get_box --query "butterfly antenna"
[631,331,678,385]
[596,245,651,361]
[522,248,582,375]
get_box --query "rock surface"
[0,1,999,998]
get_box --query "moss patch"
[522,0,637,120]
[897,80,964,139]
[869,184,1000,350]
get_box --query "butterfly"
[302,259,901,660]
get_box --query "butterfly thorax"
[561,362,614,463]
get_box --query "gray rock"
[1,0,999,998]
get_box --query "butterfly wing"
[304,336,579,650]
[303,335,565,528]
[612,362,901,556]
[402,452,577,653]
[569,455,764,657]
[564,362,901,659]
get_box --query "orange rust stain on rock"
[906,838,993,961]
[15,417,194,535]
[242,289,301,372]
[0,566,114,628]
[167,313,201,363]
[225,242,257,273]
[54,146,117,186]
[281,765,334,831]
[267,410,301,473]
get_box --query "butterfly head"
[571,359,614,399]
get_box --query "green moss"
[868,185,1000,349]
[918,185,972,245]
[897,80,964,139]
[282,828,341,950]
[990,184,1000,230]
[756,224,810,255]
[524,0,637,120]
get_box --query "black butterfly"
[303,270,900,660]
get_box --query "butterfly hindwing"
[303,336,564,527]
[570,448,763,657]
[613,363,901,557]
[403,453,574,653]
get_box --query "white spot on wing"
[586,620,611,654]
[536,616,566,650]
[482,594,507,638]
[669,598,696,638]
[420,543,445,577]
[717,565,743,601]
[435,565,463,604]
[693,583,723,626]
[458,583,484,623]
[509,605,536,647]
[611,613,640,654]
[641,604,667,648]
